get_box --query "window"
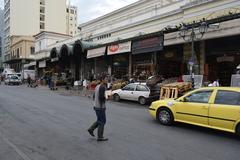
[122,84,136,91]
[70,9,74,14]
[185,90,213,103]
[136,85,148,91]
[215,91,240,105]
[70,17,73,20]
[40,14,45,21]
[16,48,20,58]
[30,47,35,54]
[66,9,69,13]
[40,0,45,5]
[40,22,45,29]
[40,6,45,13]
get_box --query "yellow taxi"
[149,87,240,135]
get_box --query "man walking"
[88,76,108,141]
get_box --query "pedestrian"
[83,79,88,96]
[87,75,108,141]
[27,74,31,87]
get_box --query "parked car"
[5,75,22,85]
[149,87,240,136]
[112,83,159,105]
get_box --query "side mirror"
[180,97,187,102]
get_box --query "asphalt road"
[0,85,239,160]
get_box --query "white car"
[112,83,158,105]
[5,75,22,85]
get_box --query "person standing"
[27,74,31,87]
[83,79,88,96]
[87,76,108,141]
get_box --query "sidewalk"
[37,85,95,97]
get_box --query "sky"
[0,0,139,24]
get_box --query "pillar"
[199,41,206,75]
[128,53,132,78]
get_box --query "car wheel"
[113,94,120,102]
[138,96,147,105]
[157,108,174,125]
[236,124,240,136]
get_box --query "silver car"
[5,75,22,85]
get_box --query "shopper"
[83,79,88,96]
[27,74,31,87]
[87,75,108,141]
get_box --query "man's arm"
[99,84,106,103]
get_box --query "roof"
[198,87,240,91]
[34,31,72,38]
[4,58,34,64]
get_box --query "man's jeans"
[94,107,106,125]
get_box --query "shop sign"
[165,52,174,58]
[132,35,164,55]
[87,47,106,59]
[51,57,59,62]
[39,60,46,68]
[107,41,131,55]
[217,56,234,63]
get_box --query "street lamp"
[179,21,208,88]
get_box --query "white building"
[66,5,78,37]
[3,0,69,62]
[34,31,71,60]
[36,0,240,86]
[0,9,4,70]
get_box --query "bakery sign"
[107,41,131,55]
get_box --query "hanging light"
[179,26,188,38]
[199,21,208,35]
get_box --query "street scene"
[0,85,239,160]
[0,0,240,160]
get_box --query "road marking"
[0,131,32,160]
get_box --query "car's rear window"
[214,90,240,105]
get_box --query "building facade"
[66,5,78,37]
[3,0,69,62]
[0,9,4,71]
[35,0,240,86]
[76,0,240,86]
[33,31,71,77]
[9,35,35,72]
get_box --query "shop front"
[205,35,240,86]
[158,45,184,79]
[131,35,164,81]
[107,41,131,79]
[87,46,107,80]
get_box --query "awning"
[132,35,164,54]
[4,58,34,64]
[73,40,97,53]
[60,44,73,57]
[38,60,46,68]
[24,61,36,68]
[107,41,131,55]
[50,47,61,59]
[87,47,106,59]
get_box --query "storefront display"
[107,41,131,79]
[206,36,240,86]
[131,35,164,81]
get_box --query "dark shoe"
[97,137,108,141]
[87,129,95,137]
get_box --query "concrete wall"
[45,0,67,35]
[78,0,240,45]
[10,0,39,35]
[10,36,34,59]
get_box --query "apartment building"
[66,5,78,37]
[3,0,67,63]
[0,9,4,70]
[9,35,35,72]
